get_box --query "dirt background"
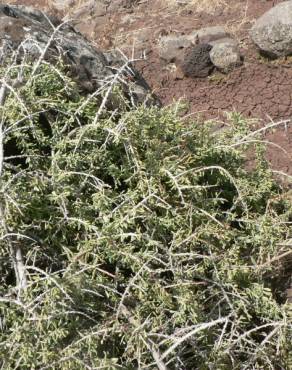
[2,0,292,178]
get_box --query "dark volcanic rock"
[178,43,214,78]
[0,4,159,106]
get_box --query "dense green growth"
[0,60,291,369]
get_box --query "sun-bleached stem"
[120,305,168,370]
[0,83,27,293]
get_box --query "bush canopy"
[0,59,291,369]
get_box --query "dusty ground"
[2,0,292,177]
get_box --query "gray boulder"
[0,4,158,106]
[210,40,242,72]
[250,1,292,58]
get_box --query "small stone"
[158,35,192,63]
[52,0,75,11]
[191,26,230,45]
[210,41,242,72]
[178,43,214,78]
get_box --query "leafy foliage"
[0,60,291,369]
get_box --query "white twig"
[0,83,27,294]
[160,316,229,360]
[31,20,70,77]
[120,304,168,370]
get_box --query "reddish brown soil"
[2,0,292,177]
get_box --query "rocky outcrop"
[250,1,292,58]
[158,26,230,64]
[158,26,242,77]
[0,4,158,106]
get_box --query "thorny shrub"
[0,60,291,370]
